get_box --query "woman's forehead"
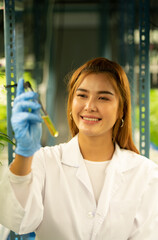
[77,72,117,93]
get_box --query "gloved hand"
[11,78,42,157]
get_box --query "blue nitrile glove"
[11,78,42,157]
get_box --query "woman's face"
[71,73,119,140]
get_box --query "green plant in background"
[150,89,158,147]
[0,132,15,147]
[0,104,7,134]
[0,71,7,135]
[135,89,158,148]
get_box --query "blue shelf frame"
[139,0,150,158]
[3,0,35,239]
[3,0,16,165]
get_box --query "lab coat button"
[88,211,95,218]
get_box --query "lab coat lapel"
[61,135,94,198]
[61,135,80,168]
[75,157,94,198]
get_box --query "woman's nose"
[85,98,97,112]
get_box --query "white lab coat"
[0,224,10,240]
[0,135,158,240]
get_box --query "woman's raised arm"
[10,78,42,175]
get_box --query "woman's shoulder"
[32,136,78,166]
[33,142,66,163]
[117,144,158,175]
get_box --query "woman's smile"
[80,115,102,123]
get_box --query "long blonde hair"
[67,57,139,154]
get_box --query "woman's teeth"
[82,117,100,121]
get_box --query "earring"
[70,112,73,120]
[120,118,124,128]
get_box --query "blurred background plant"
[134,89,158,151]
[150,89,158,147]
[0,71,7,135]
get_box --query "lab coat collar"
[61,135,81,168]
[61,134,140,173]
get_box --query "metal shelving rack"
[3,0,16,165]
[139,0,150,157]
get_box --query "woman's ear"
[117,109,123,122]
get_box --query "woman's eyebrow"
[98,90,114,96]
[76,88,87,92]
[77,88,114,95]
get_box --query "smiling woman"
[1,57,158,240]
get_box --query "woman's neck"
[78,133,115,162]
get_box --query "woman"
[0,57,158,240]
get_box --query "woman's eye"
[99,96,109,101]
[77,94,87,98]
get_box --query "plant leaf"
[0,132,16,146]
